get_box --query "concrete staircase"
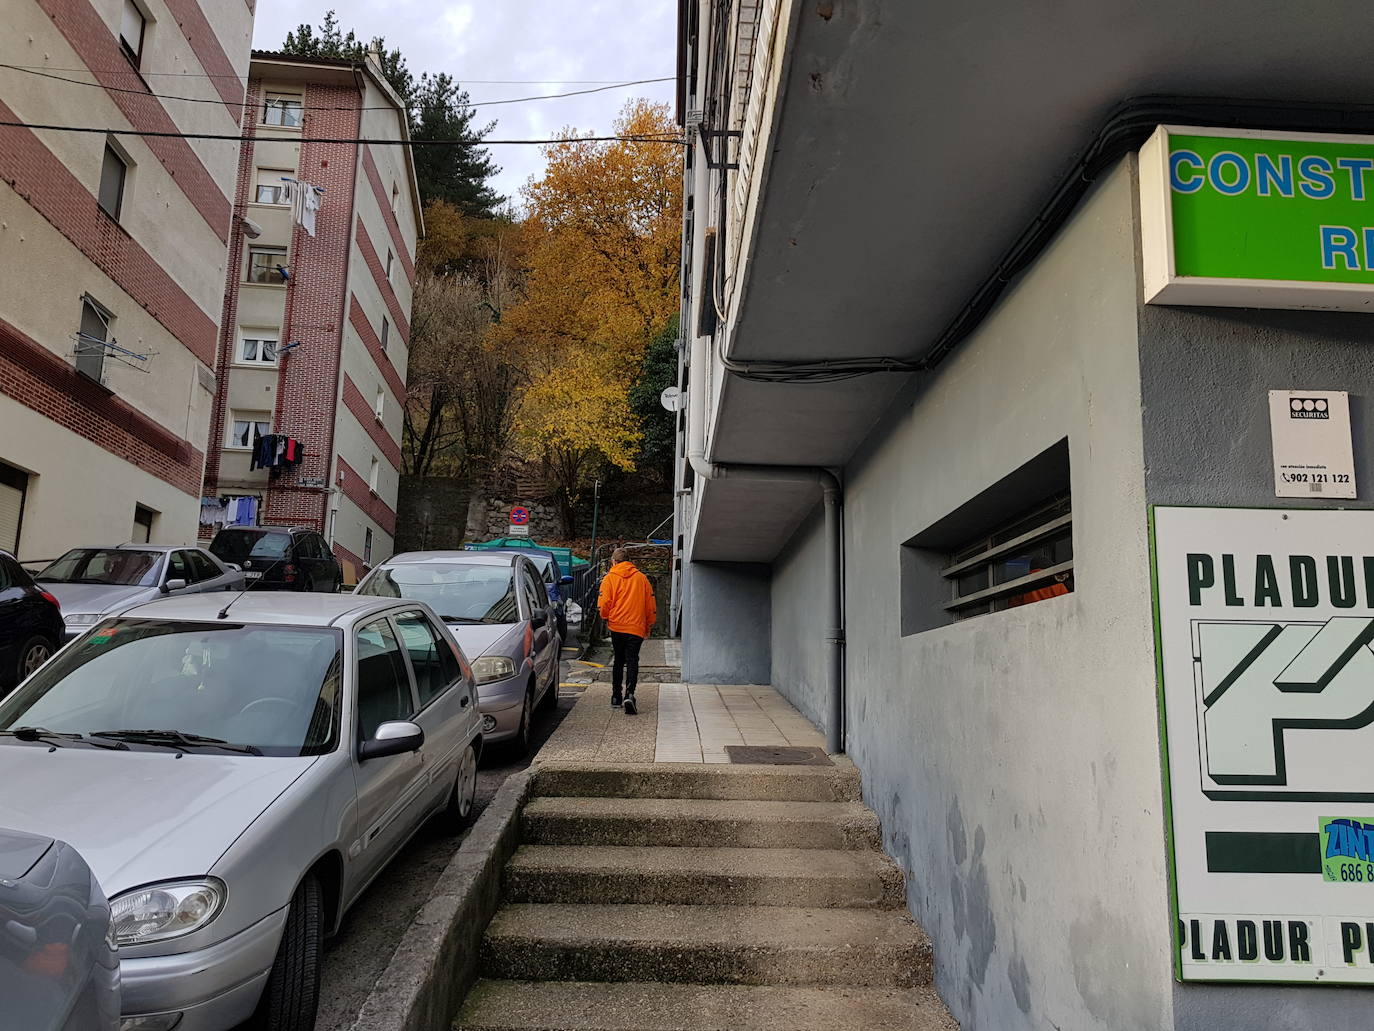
[456,763,956,1030]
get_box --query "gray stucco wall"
[771,159,1179,1029]
[1138,298,1374,1028]
[768,503,828,727]
[681,560,772,683]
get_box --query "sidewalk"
[537,679,825,765]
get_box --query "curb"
[343,766,535,1031]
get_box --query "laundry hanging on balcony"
[283,177,325,237]
[249,433,304,471]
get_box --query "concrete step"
[521,797,882,851]
[457,979,959,1030]
[531,762,860,803]
[480,904,931,988]
[505,845,904,908]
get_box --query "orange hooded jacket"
[598,561,657,639]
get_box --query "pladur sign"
[1153,507,1374,984]
[1140,125,1374,311]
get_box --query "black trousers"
[611,631,644,696]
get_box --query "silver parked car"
[35,546,246,640]
[0,592,483,1030]
[355,552,561,755]
[0,827,120,1031]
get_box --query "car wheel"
[439,741,479,830]
[249,874,322,1031]
[511,689,533,757]
[15,636,54,683]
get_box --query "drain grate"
[725,745,833,766]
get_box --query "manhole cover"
[725,745,832,766]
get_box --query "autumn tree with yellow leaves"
[495,100,683,533]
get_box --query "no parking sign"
[509,506,530,536]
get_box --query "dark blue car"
[0,552,63,697]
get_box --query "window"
[76,296,112,383]
[247,247,287,285]
[374,387,385,421]
[394,610,458,707]
[943,493,1073,619]
[521,568,546,621]
[901,439,1072,635]
[98,144,127,221]
[227,411,271,449]
[254,169,293,205]
[380,317,390,352]
[132,505,155,543]
[368,456,379,492]
[364,527,374,565]
[119,0,145,67]
[0,462,29,554]
[188,550,220,583]
[167,550,189,584]
[262,93,303,128]
[237,330,279,365]
[355,617,413,740]
[385,249,394,284]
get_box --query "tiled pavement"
[655,683,824,763]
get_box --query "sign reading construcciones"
[1141,125,1374,311]
[1153,507,1374,984]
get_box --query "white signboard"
[507,524,529,537]
[1268,390,1356,499]
[1153,507,1374,984]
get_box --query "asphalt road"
[308,676,584,1030]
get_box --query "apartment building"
[201,50,419,583]
[0,0,253,559]
[675,1,1374,1028]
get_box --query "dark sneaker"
[623,693,638,715]
[611,692,623,708]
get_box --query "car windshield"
[37,549,162,587]
[0,619,343,756]
[358,564,520,624]
[211,530,291,564]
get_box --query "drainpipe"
[685,332,845,754]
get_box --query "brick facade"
[262,81,362,529]
[336,456,397,535]
[37,0,232,241]
[0,315,203,495]
[342,373,402,470]
[160,0,246,123]
[362,147,416,282]
[347,295,406,403]
[0,98,219,366]
[354,216,410,341]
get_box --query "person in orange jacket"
[598,547,657,714]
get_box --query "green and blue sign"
[1140,126,1374,310]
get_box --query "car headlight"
[472,655,516,684]
[110,880,225,947]
[64,613,101,627]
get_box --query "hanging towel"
[301,185,322,237]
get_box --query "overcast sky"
[251,2,677,206]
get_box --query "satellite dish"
[660,385,684,412]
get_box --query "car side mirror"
[530,610,547,629]
[224,563,241,573]
[358,720,424,761]
[560,575,574,585]
[162,578,188,594]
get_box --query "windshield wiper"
[0,727,128,750]
[440,615,484,624]
[89,729,262,755]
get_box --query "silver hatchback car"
[355,551,561,755]
[0,592,483,1031]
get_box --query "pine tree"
[279,12,500,212]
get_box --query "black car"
[207,525,343,593]
[0,552,63,695]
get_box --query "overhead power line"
[0,62,674,84]
[0,119,686,147]
[0,63,673,113]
